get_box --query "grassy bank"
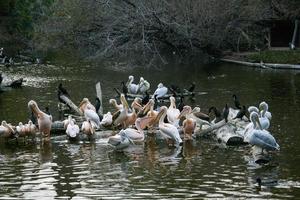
[246,50,300,64]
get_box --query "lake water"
[1,61,300,199]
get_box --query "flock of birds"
[0,75,280,157]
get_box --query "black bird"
[95,97,103,121]
[142,91,150,105]
[170,84,181,93]
[58,83,70,97]
[121,81,128,96]
[114,88,122,97]
[208,106,222,123]
[188,82,196,92]
[222,104,229,123]
[45,107,51,115]
[256,177,278,188]
[10,78,24,88]
[177,96,185,112]
[233,105,247,120]
[0,73,3,85]
[232,94,241,109]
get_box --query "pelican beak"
[153,108,164,123]
[132,101,142,111]
[120,95,129,110]
[255,117,263,130]
[142,101,152,115]
[137,116,152,129]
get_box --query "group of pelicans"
[0,75,280,158]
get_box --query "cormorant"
[222,104,229,123]
[232,94,241,109]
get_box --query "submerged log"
[252,146,271,164]
[59,94,82,115]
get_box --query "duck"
[244,112,279,153]
[232,94,241,109]
[156,106,182,146]
[28,100,52,137]
[259,101,271,129]
[209,106,222,123]
[153,83,168,99]
[66,116,80,139]
[126,75,139,94]
[81,119,95,137]
[178,106,196,140]
[0,121,15,139]
[167,96,180,127]
[138,77,150,94]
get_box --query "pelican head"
[129,75,134,81]
[259,101,269,113]
[1,120,7,126]
[248,106,259,114]
[109,99,117,105]
[142,99,154,114]
[140,77,144,83]
[120,94,129,110]
[157,83,163,88]
[192,107,201,113]
[178,105,192,119]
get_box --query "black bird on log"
[188,82,196,92]
[121,81,128,96]
[233,105,247,120]
[222,104,229,123]
[142,91,150,105]
[177,96,185,112]
[232,94,241,109]
[209,106,222,123]
[10,78,24,88]
[57,83,71,107]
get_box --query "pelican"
[248,106,259,114]
[81,120,95,136]
[138,77,150,93]
[108,130,133,150]
[167,96,180,127]
[137,99,159,130]
[100,112,113,127]
[25,120,37,138]
[79,98,96,113]
[244,112,279,153]
[16,122,27,138]
[258,102,270,130]
[0,121,15,139]
[113,94,130,127]
[109,99,123,111]
[259,101,272,120]
[192,106,210,121]
[153,83,168,98]
[28,100,52,137]
[84,109,101,129]
[126,75,139,94]
[191,107,211,129]
[156,106,182,146]
[178,106,196,140]
[66,116,80,139]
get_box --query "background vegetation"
[1,0,299,65]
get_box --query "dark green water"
[1,61,300,199]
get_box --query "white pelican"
[0,121,15,139]
[245,112,279,153]
[126,75,139,94]
[190,107,211,129]
[109,99,123,111]
[79,98,96,113]
[66,116,80,139]
[16,122,27,138]
[84,109,100,129]
[81,120,95,136]
[28,100,52,137]
[157,106,182,146]
[153,83,168,98]
[100,112,113,127]
[108,130,133,150]
[258,102,270,130]
[248,106,259,114]
[25,120,37,138]
[138,77,150,93]
[167,96,180,127]
[178,106,196,140]
[113,94,130,127]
